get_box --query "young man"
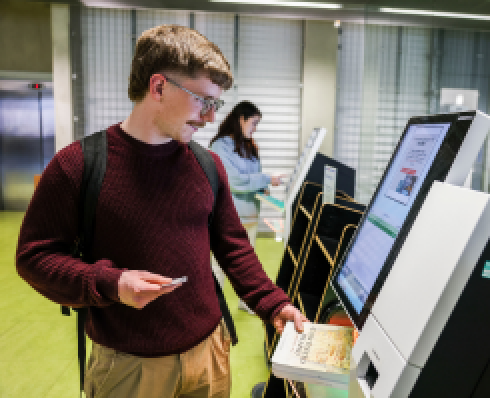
[16,25,306,397]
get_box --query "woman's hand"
[270,176,282,186]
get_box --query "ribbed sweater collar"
[111,123,180,157]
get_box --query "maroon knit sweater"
[16,124,290,356]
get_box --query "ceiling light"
[334,20,341,27]
[209,0,343,10]
[379,7,490,21]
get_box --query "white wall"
[51,4,73,152]
[301,20,338,157]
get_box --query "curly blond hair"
[128,24,233,102]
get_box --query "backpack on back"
[62,130,237,395]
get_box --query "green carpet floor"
[0,211,284,397]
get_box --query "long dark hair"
[210,101,261,159]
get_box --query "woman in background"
[210,101,281,314]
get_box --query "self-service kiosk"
[330,111,490,397]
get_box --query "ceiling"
[26,0,490,30]
[313,0,488,14]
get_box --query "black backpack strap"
[61,129,107,396]
[188,140,238,346]
[79,130,108,262]
[75,307,88,396]
[188,140,219,227]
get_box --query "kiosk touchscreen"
[331,111,490,329]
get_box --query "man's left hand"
[273,304,309,334]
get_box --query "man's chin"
[181,124,203,143]
[177,131,195,144]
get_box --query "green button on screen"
[482,261,490,279]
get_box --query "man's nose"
[201,106,216,123]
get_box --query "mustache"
[188,122,206,128]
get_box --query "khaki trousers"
[84,320,231,398]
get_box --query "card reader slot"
[365,362,379,389]
[357,352,379,390]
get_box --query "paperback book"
[271,322,354,388]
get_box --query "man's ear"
[149,74,165,99]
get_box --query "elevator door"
[0,81,55,211]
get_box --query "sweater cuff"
[269,301,291,323]
[264,175,271,186]
[95,260,125,303]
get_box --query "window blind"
[81,7,133,137]
[335,24,446,204]
[335,24,490,203]
[334,23,364,174]
[192,12,236,149]
[431,30,490,191]
[237,16,302,232]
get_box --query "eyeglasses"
[164,76,225,116]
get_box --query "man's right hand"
[118,270,180,309]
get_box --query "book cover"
[271,322,354,388]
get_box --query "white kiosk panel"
[371,182,490,368]
[352,182,490,397]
